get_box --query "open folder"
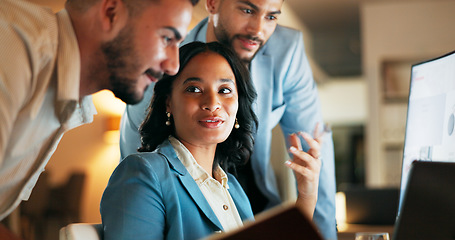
[203,204,323,240]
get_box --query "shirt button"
[223,205,228,210]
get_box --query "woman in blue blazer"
[101,42,323,240]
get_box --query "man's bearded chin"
[240,35,264,64]
[110,76,146,105]
[219,34,263,65]
[240,47,261,65]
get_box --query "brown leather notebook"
[204,204,323,240]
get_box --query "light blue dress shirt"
[118,19,337,239]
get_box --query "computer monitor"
[398,50,455,215]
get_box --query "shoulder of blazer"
[121,140,186,177]
[261,25,303,56]
[269,25,302,43]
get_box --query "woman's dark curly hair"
[138,41,258,172]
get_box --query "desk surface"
[337,224,394,240]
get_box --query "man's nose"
[246,16,265,38]
[162,45,179,76]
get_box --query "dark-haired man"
[0,0,197,220]
[119,0,337,238]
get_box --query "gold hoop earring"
[234,118,240,129]
[166,112,171,126]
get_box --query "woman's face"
[167,52,239,148]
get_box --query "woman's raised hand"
[285,123,325,219]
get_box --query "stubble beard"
[213,22,263,66]
[100,26,145,105]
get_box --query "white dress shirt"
[169,136,243,232]
[0,1,96,220]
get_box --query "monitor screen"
[398,51,455,214]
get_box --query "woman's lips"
[199,117,224,128]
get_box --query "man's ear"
[206,0,221,14]
[99,0,128,36]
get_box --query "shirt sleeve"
[0,21,32,165]
[100,154,166,240]
[119,84,155,161]
[278,31,338,239]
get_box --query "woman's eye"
[219,88,232,94]
[186,86,201,93]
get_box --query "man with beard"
[119,0,337,238]
[0,0,197,222]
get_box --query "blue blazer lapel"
[250,52,273,120]
[177,174,224,230]
[158,141,224,231]
[228,185,254,222]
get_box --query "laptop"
[393,50,455,239]
[393,161,455,240]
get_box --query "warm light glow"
[83,144,121,222]
[103,130,120,144]
[92,90,126,116]
[336,191,348,231]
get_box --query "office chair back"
[59,223,103,240]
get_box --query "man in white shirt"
[0,0,197,221]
